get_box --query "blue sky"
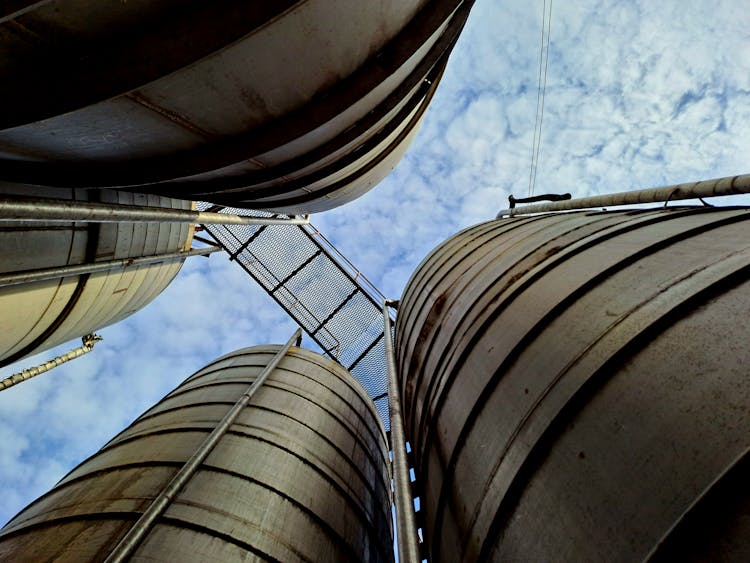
[2,0,750,525]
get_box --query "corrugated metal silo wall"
[0,186,192,367]
[0,1,475,213]
[395,207,750,562]
[0,345,393,562]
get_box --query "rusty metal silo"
[0,1,474,213]
[0,186,194,368]
[0,341,393,562]
[395,207,750,562]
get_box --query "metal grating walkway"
[198,204,391,427]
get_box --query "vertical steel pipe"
[383,300,420,563]
[104,327,302,563]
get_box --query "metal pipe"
[496,173,750,218]
[383,299,421,563]
[104,327,302,563]
[0,246,221,287]
[0,334,102,391]
[0,197,310,225]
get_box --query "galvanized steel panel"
[0,345,393,562]
[0,187,191,366]
[396,207,750,562]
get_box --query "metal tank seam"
[403,215,633,551]
[96,398,391,510]
[103,329,300,562]
[184,343,389,415]
[402,213,621,470]
[415,208,709,471]
[476,260,750,562]
[0,191,100,368]
[180,62,443,198]
[183,440,391,558]
[154,363,388,452]
[0,0,468,191]
[95,378,385,476]
[23,427,392,562]
[466,236,750,559]
[415,208,748,558]
[227,62,447,211]
[406,215,614,437]
[409,211,667,460]
[397,216,555,445]
[646,445,750,560]
[453,213,750,559]
[0,1,304,130]
[141,516,284,563]
[135,389,390,472]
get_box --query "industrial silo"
[395,207,750,561]
[0,340,393,562]
[0,186,194,367]
[0,1,474,213]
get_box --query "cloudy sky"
[2,0,750,526]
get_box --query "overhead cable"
[527,0,553,197]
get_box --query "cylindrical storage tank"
[0,344,393,562]
[0,1,474,213]
[0,185,192,367]
[396,207,750,562]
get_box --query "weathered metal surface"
[0,345,394,562]
[395,207,750,562]
[0,186,192,367]
[104,330,301,563]
[0,0,474,212]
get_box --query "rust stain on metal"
[396,208,750,562]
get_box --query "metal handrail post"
[383,299,420,563]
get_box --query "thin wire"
[531,0,553,196]
[528,0,553,197]
[527,0,547,197]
